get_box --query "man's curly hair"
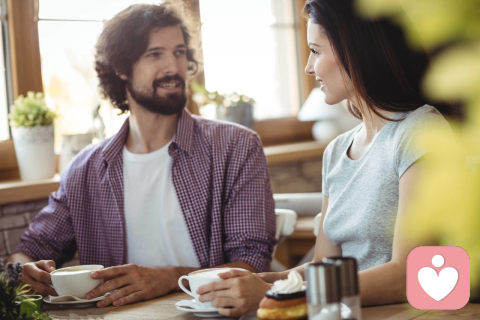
[95,3,198,112]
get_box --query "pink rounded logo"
[407,246,470,310]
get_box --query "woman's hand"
[197,269,272,317]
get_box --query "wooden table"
[45,292,480,319]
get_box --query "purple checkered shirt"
[16,110,276,272]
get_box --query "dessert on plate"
[257,270,307,320]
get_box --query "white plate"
[175,299,222,318]
[43,294,106,305]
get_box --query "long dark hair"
[304,0,458,119]
[95,2,199,112]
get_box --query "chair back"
[274,208,297,240]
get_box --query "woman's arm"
[312,196,342,265]
[358,161,424,306]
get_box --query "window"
[0,0,12,141]
[198,0,301,120]
[7,0,313,149]
[37,0,161,147]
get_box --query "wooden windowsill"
[0,140,325,205]
[264,140,326,165]
[0,175,60,205]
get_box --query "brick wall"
[0,199,47,261]
[269,157,322,193]
[0,157,322,261]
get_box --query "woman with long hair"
[196,0,454,317]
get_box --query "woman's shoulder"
[388,104,449,140]
[400,104,449,129]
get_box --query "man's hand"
[197,269,272,317]
[21,260,57,296]
[85,264,177,307]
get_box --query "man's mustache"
[152,75,185,89]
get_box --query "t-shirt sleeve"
[395,111,449,178]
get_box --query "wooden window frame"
[8,0,43,97]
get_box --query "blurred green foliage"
[356,0,480,290]
[1,261,50,320]
[191,82,254,108]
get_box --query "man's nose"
[163,53,179,75]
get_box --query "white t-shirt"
[123,143,199,267]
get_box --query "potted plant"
[1,260,50,320]
[191,82,255,128]
[9,91,57,181]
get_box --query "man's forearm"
[6,252,35,265]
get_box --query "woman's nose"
[304,59,315,75]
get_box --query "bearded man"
[7,3,275,307]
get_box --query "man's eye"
[147,52,161,58]
[175,49,186,56]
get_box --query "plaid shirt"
[16,110,276,272]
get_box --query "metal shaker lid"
[323,256,359,297]
[305,262,341,305]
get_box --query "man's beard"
[128,75,186,115]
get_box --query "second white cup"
[178,267,245,308]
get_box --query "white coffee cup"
[178,267,246,308]
[50,265,104,298]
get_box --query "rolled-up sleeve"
[223,133,276,272]
[15,174,76,266]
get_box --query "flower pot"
[216,102,254,128]
[12,125,55,181]
[59,133,93,172]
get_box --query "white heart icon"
[418,266,458,301]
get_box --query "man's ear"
[118,73,128,81]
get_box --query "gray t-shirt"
[322,105,449,271]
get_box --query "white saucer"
[43,294,106,305]
[175,299,222,317]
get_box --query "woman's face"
[305,20,354,105]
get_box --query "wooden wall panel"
[0,139,19,180]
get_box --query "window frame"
[7,0,43,98]
[6,0,315,147]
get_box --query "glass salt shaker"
[323,257,361,320]
[305,262,341,320]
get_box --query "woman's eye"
[310,48,319,56]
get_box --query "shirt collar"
[101,108,195,163]
[171,109,195,155]
[102,118,129,164]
